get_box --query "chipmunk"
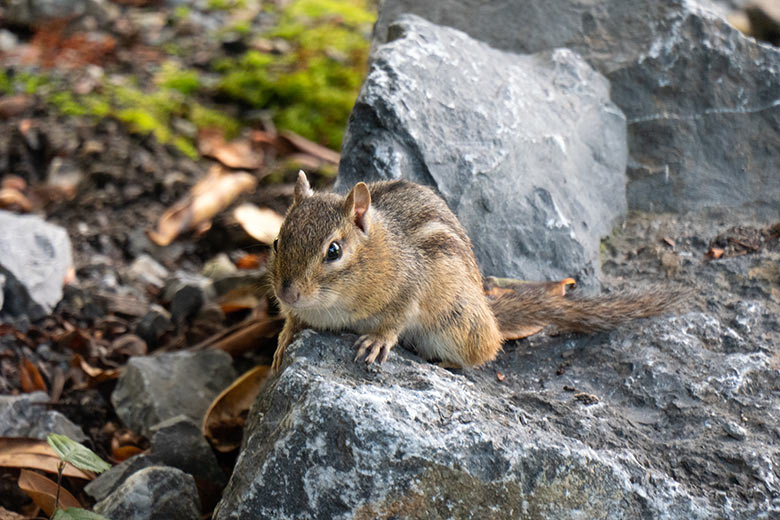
[269,171,687,372]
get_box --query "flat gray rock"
[111,350,236,436]
[0,392,86,442]
[338,15,627,288]
[93,466,200,520]
[372,0,780,214]
[0,210,73,320]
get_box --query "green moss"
[190,104,241,137]
[214,0,375,149]
[0,70,12,94]
[155,61,201,95]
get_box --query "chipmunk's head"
[270,171,372,312]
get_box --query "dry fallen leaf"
[235,253,261,270]
[233,203,284,245]
[148,165,258,246]
[0,438,94,479]
[707,247,725,259]
[662,236,676,248]
[18,469,82,516]
[198,129,263,170]
[72,354,121,384]
[279,130,340,165]
[19,358,47,394]
[202,365,273,452]
[0,188,33,212]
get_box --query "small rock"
[201,253,237,280]
[723,422,748,441]
[128,254,170,288]
[134,305,174,350]
[111,350,236,436]
[0,210,73,320]
[93,466,200,520]
[150,415,226,487]
[0,29,18,52]
[0,392,87,442]
[84,455,156,502]
[163,273,214,324]
[337,16,626,288]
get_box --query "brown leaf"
[0,505,27,519]
[0,438,93,479]
[707,247,725,259]
[207,315,283,357]
[72,354,121,384]
[0,95,33,118]
[0,188,33,212]
[109,334,148,359]
[218,291,261,314]
[202,365,272,452]
[235,253,261,270]
[112,445,145,462]
[148,165,258,246]
[278,130,340,165]
[19,358,47,394]
[18,468,82,516]
[233,203,284,245]
[198,129,263,170]
[662,236,675,248]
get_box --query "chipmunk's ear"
[293,170,313,203]
[344,182,371,233]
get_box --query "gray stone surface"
[93,466,200,520]
[338,15,627,288]
[111,350,236,436]
[0,392,86,442]
[85,454,156,502]
[85,416,225,502]
[371,0,780,214]
[215,205,780,518]
[215,301,779,519]
[0,210,73,320]
[150,415,226,487]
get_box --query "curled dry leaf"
[72,354,121,384]
[0,438,93,479]
[202,365,272,453]
[148,165,258,246]
[279,130,340,165]
[19,358,47,394]
[198,129,263,170]
[235,253,261,270]
[18,469,82,516]
[233,203,284,245]
[707,247,725,260]
[0,188,33,212]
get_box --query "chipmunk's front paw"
[354,334,396,364]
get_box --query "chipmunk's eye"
[325,241,341,262]
[273,238,278,252]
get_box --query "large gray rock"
[338,15,627,288]
[93,466,200,520]
[0,392,86,442]
[111,350,236,437]
[372,0,780,214]
[0,210,73,321]
[215,314,779,519]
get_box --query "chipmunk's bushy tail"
[490,284,691,335]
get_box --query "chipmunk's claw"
[354,334,393,364]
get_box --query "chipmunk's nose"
[278,280,300,305]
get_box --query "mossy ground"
[2,0,375,159]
